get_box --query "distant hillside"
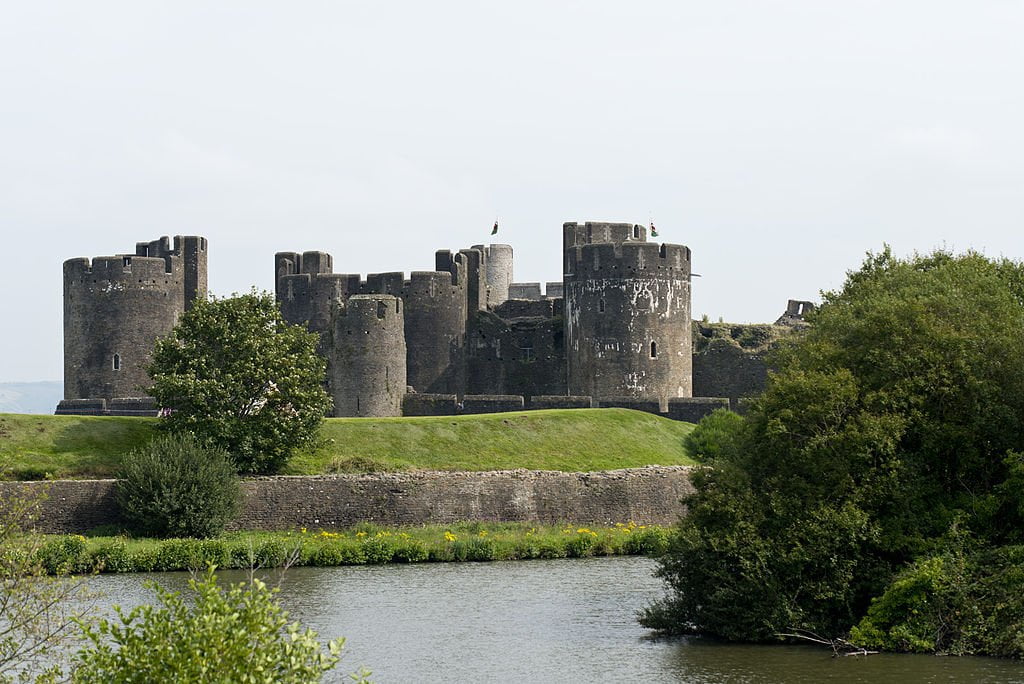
[0,382,61,415]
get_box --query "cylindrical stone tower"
[564,223,692,411]
[329,295,407,417]
[472,243,513,308]
[62,236,208,403]
[402,269,467,395]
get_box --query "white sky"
[2,1,1023,382]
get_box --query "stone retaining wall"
[0,467,694,534]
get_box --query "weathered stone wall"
[0,467,694,533]
[461,395,526,414]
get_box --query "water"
[83,557,1024,683]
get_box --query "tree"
[116,433,242,538]
[0,487,90,683]
[642,249,1024,646]
[148,291,332,474]
[71,570,367,683]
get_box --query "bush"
[851,544,1024,657]
[116,433,242,539]
[683,409,745,462]
[71,570,364,682]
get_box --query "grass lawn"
[0,408,694,480]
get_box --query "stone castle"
[56,223,811,420]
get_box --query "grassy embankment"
[36,522,671,574]
[0,408,695,480]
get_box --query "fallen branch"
[776,628,880,657]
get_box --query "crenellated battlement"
[64,254,183,284]
[335,294,403,328]
[563,221,648,250]
[565,242,691,279]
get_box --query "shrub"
[35,535,88,575]
[116,433,242,539]
[71,570,364,682]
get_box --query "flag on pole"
[650,222,658,238]
[491,220,499,235]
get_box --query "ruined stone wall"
[691,322,788,407]
[62,236,207,404]
[465,311,567,399]
[1,467,694,533]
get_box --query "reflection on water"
[86,557,1024,684]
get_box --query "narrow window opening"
[633,225,640,239]
[650,341,657,358]
[377,301,387,319]
[598,299,605,313]
[112,354,121,370]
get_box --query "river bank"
[33,522,670,574]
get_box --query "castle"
[56,223,809,420]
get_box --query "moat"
[83,557,1024,683]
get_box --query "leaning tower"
[563,222,692,411]
[59,236,207,411]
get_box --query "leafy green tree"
[71,570,367,683]
[643,249,1024,645]
[116,433,242,538]
[148,291,332,474]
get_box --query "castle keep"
[57,224,809,418]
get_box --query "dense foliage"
[642,249,1024,655]
[71,570,361,683]
[116,433,242,538]
[148,291,331,474]
[23,522,670,574]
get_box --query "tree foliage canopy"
[71,570,364,683]
[148,291,331,474]
[643,249,1024,652]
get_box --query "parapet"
[402,393,458,416]
[335,294,403,327]
[597,397,664,415]
[563,221,648,250]
[494,299,556,321]
[508,283,543,300]
[461,395,525,414]
[528,395,593,410]
[565,242,691,279]
[666,397,730,424]
[64,254,183,283]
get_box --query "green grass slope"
[0,409,694,480]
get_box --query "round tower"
[329,295,407,417]
[64,257,179,401]
[472,243,513,308]
[564,233,692,411]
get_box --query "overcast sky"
[2,1,1023,383]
